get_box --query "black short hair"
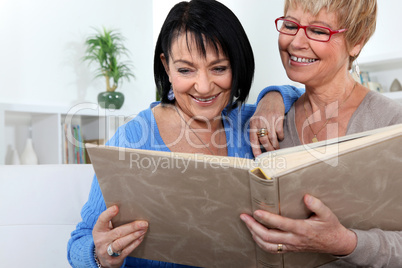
[154,0,255,109]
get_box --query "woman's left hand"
[250,91,285,157]
[240,194,357,256]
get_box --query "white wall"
[1,0,400,110]
[358,0,402,92]
[0,0,155,114]
[360,0,402,60]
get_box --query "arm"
[67,176,110,268]
[256,85,304,113]
[241,194,402,266]
[68,121,149,268]
[251,85,304,156]
[240,194,357,255]
[338,229,402,267]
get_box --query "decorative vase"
[98,91,125,109]
[20,138,39,165]
[11,148,21,165]
[390,79,402,92]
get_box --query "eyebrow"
[285,16,334,29]
[173,58,230,66]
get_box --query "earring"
[354,61,360,76]
[352,60,361,84]
[168,86,175,101]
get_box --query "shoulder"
[260,85,305,98]
[358,91,402,122]
[223,104,256,129]
[348,91,402,133]
[107,106,155,148]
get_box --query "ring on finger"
[277,243,283,253]
[107,243,121,257]
[257,128,268,137]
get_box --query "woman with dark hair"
[68,0,302,267]
[154,0,254,109]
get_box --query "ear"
[160,53,171,81]
[349,40,364,58]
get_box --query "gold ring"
[257,128,268,137]
[277,243,283,253]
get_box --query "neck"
[173,104,227,156]
[175,104,224,132]
[304,78,357,113]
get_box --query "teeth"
[291,55,317,63]
[196,95,218,102]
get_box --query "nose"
[194,70,213,94]
[291,28,309,48]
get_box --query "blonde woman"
[244,0,402,267]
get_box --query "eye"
[283,21,298,31]
[213,66,228,73]
[178,68,192,74]
[308,27,330,36]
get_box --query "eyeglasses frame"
[275,16,347,42]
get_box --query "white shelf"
[359,53,402,73]
[0,102,138,165]
[358,51,402,93]
[382,91,402,104]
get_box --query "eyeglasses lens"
[276,19,331,42]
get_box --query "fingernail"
[110,205,117,212]
[138,230,146,236]
[254,210,262,219]
[240,214,248,222]
[305,194,313,205]
[139,221,148,228]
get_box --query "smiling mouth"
[191,93,221,102]
[290,55,317,63]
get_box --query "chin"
[285,71,306,85]
[194,110,222,122]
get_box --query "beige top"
[280,90,402,148]
[280,90,402,267]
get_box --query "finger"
[253,235,288,254]
[275,116,285,141]
[253,210,297,233]
[250,129,263,157]
[303,194,333,221]
[241,213,278,239]
[258,135,276,152]
[94,205,119,232]
[241,214,288,252]
[111,222,148,254]
[252,145,263,158]
[119,234,146,257]
[110,220,149,241]
[266,128,280,151]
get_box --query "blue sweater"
[67,85,303,268]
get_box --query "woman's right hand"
[92,205,148,268]
[250,91,285,156]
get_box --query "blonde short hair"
[284,0,377,69]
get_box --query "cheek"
[278,35,289,50]
[171,76,192,94]
[216,73,232,91]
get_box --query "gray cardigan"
[280,90,402,267]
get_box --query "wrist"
[335,229,357,256]
[94,247,104,268]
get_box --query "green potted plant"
[83,27,134,109]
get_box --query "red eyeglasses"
[275,17,347,42]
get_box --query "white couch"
[0,164,94,268]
